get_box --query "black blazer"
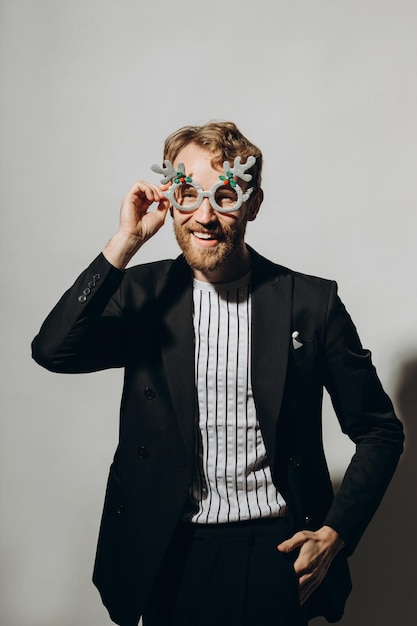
[32,248,404,626]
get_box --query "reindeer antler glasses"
[151,156,256,213]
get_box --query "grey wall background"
[1,1,416,624]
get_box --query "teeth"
[194,232,214,239]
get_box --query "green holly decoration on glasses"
[219,170,237,187]
[174,171,193,185]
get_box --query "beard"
[173,219,247,274]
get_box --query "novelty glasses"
[151,156,256,213]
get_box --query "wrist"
[317,526,345,552]
[103,231,144,269]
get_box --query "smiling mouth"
[193,231,218,240]
[191,230,222,247]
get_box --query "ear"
[247,188,263,222]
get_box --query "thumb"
[156,195,171,213]
[277,531,308,553]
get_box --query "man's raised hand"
[104,181,170,269]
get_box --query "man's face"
[171,143,261,281]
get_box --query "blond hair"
[163,121,262,189]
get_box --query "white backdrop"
[1,1,416,624]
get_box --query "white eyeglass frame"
[151,156,257,214]
[164,178,253,213]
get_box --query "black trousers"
[143,517,308,626]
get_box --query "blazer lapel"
[250,250,293,469]
[155,250,293,472]
[156,256,196,463]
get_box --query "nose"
[193,197,218,225]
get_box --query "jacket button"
[78,295,87,303]
[143,387,156,400]
[88,281,96,288]
[289,456,301,468]
[93,273,101,281]
[137,445,149,460]
[83,287,91,296]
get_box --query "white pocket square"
[292,331,303,350]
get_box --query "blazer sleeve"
[32,253,127,373]
[321,281,404,555]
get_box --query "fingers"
[299,574,319,605]
[278,527,342,606]
[277,531,319,604]
[297,561,328,605]
[120,181,170,226]
[128,180,169,211]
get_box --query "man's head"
[163,121,263,192]
[161,122,264,282]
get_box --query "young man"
[32,122,403,626]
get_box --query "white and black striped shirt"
[185,274,287,524]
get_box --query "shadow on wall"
[313,355,417,626]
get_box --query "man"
[32,122,404,626]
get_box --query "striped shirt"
[185,274,287,524]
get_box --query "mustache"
[187,224,226,238]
